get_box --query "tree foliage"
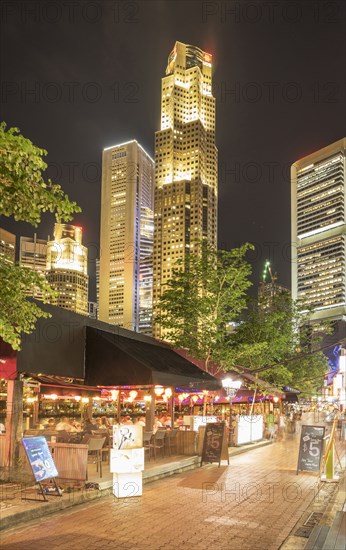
[0,122,81,349]
[0,262,55,350]
[155,243,254,371]
[227,291,330,393]
[0,122,80,226]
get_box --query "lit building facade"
[139,207,154,334]
[46,224,88,315]
[20,234,48,299]
[0,228,16,265]
[291,138,346,322]
[99,140,154,332]
[153,41,218,338]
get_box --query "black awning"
[283,393,299,403]
[85,327,221,390]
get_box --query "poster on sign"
[113,424,143,450]
[296,425,325,474]
[22,437,58,482]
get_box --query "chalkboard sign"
[22,436,58,482]
[201,422,227,467]
[296,425,325,474]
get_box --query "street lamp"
[222,377,242,446]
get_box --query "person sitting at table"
[176,415,184,427]
[56,417,74,432]
[71,420,82,432]
[164,415,172,427]
[100,416,111,429]
[83,417,97,433]
[95,417,103,429]
[44,417,56,430]
[137,416,146,427]
[153,416,163,434]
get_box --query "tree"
[227,291,330,393]
[155,243,254,372]
[0,122,81,349]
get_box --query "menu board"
[22,437,58,482]
[201,422,226,466]
[297,425,325,473]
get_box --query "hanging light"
[50,394,58,400]
[154,386,164,396]
[165,388,172,398]
[144,395,152,402]
[74,396,81,402]
[81,397,89,403]
[129,390,138,399]
[273,396,279,403]
[191,395,199,403]
[178,394,185,402]
[110,389,119,401]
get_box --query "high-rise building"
[139,207,154,334]
[153,41,218,338]
[20,234,48,299]
[99,140,154,331]
[0,228,16,265]
[291,138,346,322]
[46,224,88,315]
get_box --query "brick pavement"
[0,417,343,550]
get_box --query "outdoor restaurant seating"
[143,431,153,461]
[149,430,166,459]
[92,429,112,463]
[165,429,178,456]
[87,437,106,478]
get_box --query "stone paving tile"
[0,415,344,550]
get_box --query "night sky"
[1,0,345,300]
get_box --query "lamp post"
[222,377,242,446]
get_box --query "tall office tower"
[99,140,154,331]
[95,258,100,311]
[139,207,154,334]
[153,41,218,338]
[291,138,346,322]
[20,234,48,299]
[46,224,88,315]
[0,228,16,265]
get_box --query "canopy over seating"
[16,303,220,390]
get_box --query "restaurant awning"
[16,303,221,391]
[85,327,221,390]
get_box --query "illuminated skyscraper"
[291,138,346,321]
[0,228,16,265]
[46,224,88,315]
[153,41,217,338]
[20,234,48,299]
[99,140,154,331]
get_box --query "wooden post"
[170,388,174,429]
[145,387,155,431]
[4,379,23,469]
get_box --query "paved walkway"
[0,416,343,550]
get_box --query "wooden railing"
[48,442,88,482]
[0,434,6,467]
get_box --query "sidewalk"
[0,422,344,550]
[0,439,272,531]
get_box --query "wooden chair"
[143,431,153,461]
[87,437,106,478]
[92,430,112,463]
[150,430,166,459]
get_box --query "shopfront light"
[165,388,172,398]
[129,390,138,399]
[154,386,164,396]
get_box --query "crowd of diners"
[39,412,186,435]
